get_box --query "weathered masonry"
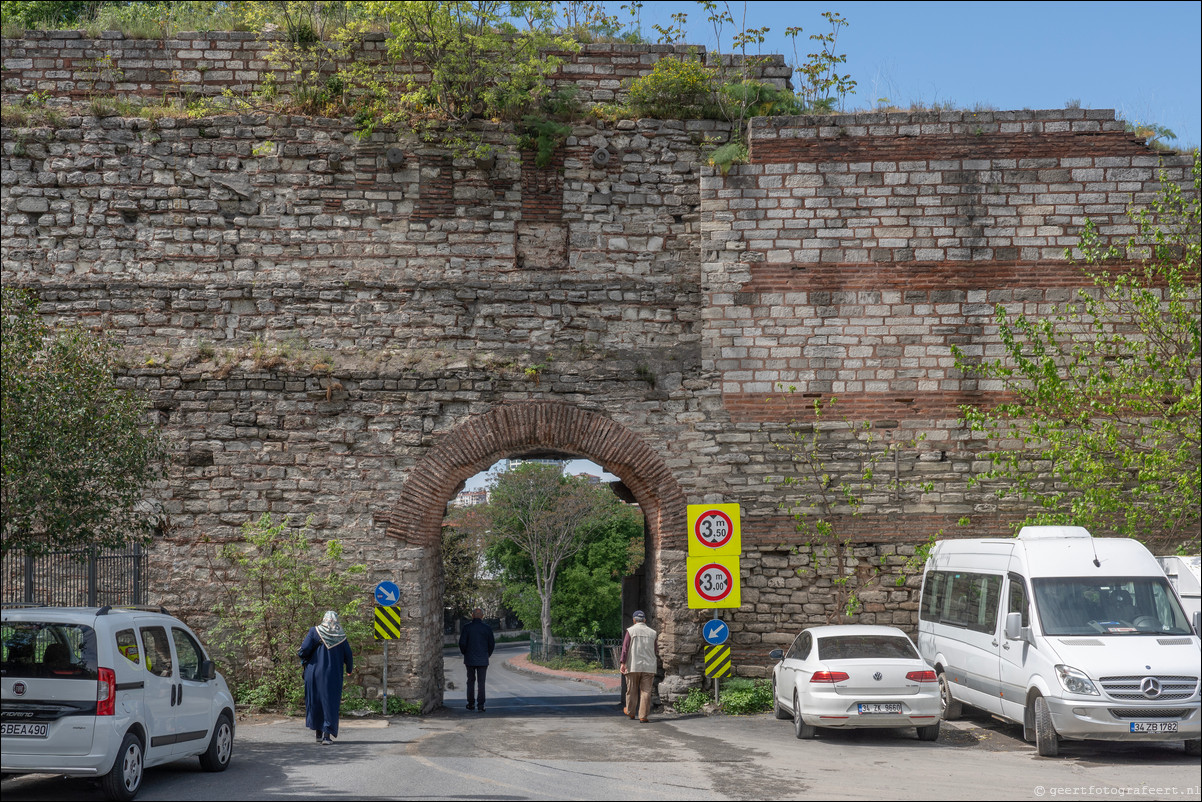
[2,32,1195,707]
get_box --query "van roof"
[930,536,1163,578]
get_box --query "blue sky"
[603,1,1202,147]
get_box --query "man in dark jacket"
[458,608,495,711]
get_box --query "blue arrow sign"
[374,581,400,607]
[702,618,729,646]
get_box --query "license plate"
[857,703,903,714]
[1130,722,1178,734]
[1,722,49,737]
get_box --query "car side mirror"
[200,659,217,680]
[1193,611,1201,637]
[769,649,784,661]
[1004,612,1023,641]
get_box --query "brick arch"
[384,400,686,551]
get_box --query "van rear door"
[1,620,97,757]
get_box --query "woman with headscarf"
[298,610,354,745]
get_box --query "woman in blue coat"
[298,610,354,744]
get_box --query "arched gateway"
[379,401,686,710]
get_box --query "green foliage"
[341,687,422,716]
[786,11,856,112]
[718,678,773,715]
[485,464,643,643]
[673,686,709,713]
[207,513,369,711]
[528,653,607,673]
[706,141,747,174]
[521,117,572,168]
[626,55,718,119]
[441,505,490,620]
[1,0,101,28]
[954,153,1200,551]
[1,287,167,558]
[1123,119,1178,151]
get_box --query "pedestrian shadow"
[437,693,623,718]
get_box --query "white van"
[917,526,1200,757]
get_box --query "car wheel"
[773,678,791,720]
[793,692,815,739]
[100,732,143,801]
[1185,739,1201,756]
[199,713,234,772]
[917,721,941,742]
[1033,695,1059,757]
[938,671,962,721]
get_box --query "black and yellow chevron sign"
[704,644,732,678]
[373,604,403,640]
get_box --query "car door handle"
[177,684,183,703]
[170,685,177,706]
[1002,643,1010,650]
[991,639,999,647]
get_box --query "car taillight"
[97,667,116,716]
[810,671,850,683]
[906,670,938,682]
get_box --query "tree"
[488,488,642,640]
[484,463,612,645]
[441,504,492,621]
[955,153,1200,551]
[1,288,168,558]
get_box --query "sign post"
[687,503,742,697]
[374,581,401,715]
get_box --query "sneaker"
[466,705,475,711]
[315,733,322,743]
[321,736,333,745]
[478,706,485,712]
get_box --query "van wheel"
[1033,695,1059,757]
[199,713,234,772]
[917,721,941,741]
[1185,739,1201,756]
[773,679,791,720]
[100,732,143,801]
[793,692,815,739]
[938,671,962,720]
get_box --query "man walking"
[619,610,658,722]
[459,608,495,712]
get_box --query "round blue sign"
[374,581,400,607]
[702,618,729,645]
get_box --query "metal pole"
[382,641,389,716]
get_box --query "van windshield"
[1031,577,1192,636]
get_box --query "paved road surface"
[3,643,1199,800]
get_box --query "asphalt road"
[3,643,1199,800]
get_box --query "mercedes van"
[917,526,1200,757]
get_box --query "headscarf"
[316,610,347,648]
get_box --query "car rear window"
[1,621,98,680]
[816,635,919,661]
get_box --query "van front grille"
[1099,675,1198,701]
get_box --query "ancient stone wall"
[2,37,1195,702]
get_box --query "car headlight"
[1055,664,1099,696]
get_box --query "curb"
[501,653,622,693]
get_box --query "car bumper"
[1046,697,1201,742]
[800,692,942,729]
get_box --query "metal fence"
[0,544,148,607]
[529,636,622,669]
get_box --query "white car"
[770,625,942,741]
[2,604,235,800]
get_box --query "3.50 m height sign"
[687,503,740,557]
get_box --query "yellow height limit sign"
[687,503,740,557]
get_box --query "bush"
[718,678,774,715]
[626,55,718,119]
[341,688,422,716]
[673,687,710,714]
[206,513,369,712]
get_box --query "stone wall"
[3,37,1195,703]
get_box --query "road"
[3,643,1199,800]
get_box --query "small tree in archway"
[485,463,609,646]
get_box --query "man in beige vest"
[619,610,659,722]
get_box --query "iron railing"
[0,544,147,607]
[529,635,622,669]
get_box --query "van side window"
[115,628,140,665]
[139,626,173,678]
[920,571,945,621]
[1008,575,1030,627]
[171,628,206,682]
[930,571,1002,633]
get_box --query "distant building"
[450,488,489,508]
[574,472,600,484]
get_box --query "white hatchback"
[1,605,235,800]
[770,624,943,741]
